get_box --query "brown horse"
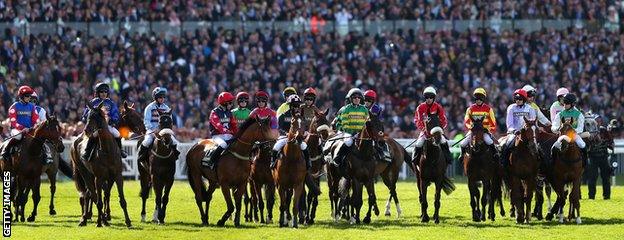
[545,122,584,224]
[414,126,455,224]
[462,117,500,222]
[249,140,276,224]
[139,111,179,224]
[273,115,307,228]
[71,102,132,227]
[375,134,409,218]
[301,109,330,225]
[185,116,277,226]
[506,117,540,224]
[2,115,64,222]
[119,101,147,138]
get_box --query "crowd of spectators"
[1,0,624,22]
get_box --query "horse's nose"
[377,131,383,136]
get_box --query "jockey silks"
[82,98,120,126]
[335,104,369,134]
[464,103,497,132]
[231,107,251,126]
[143,102,171,131]
[505,103,536,133]
[209,106,237,135]
[8,101,38,130]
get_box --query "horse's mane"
[235,117,259,138]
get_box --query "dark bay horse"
[414,126,455,224]
[71,102,132,227]
[301,109,330,225]
[139,111,179,224]
[185,117,277,226]
[375,133,409,218]
[273,116,307,228]
[462,117,499,222]
[545,122,584,224]
[249,139,276,224]
[3,115,64,222]
[507,117,540,224]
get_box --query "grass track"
[6,179,624,240]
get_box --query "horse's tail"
[57,156,74,179]
[338,177,350,199]
[441,176,456,195]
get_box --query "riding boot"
[1,138,18,162]
[489,144,500,161]
[457,146,467,164]
[375,145,385,162]
[303,148,311,170]
[205,146,225,169]
[270,149,280,169]
[137,144,150,163]
[442,143,453,165]
[81,137,96,162]
[412,146,423,163]
[116,138,128,158]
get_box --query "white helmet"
[423,86,437,96]
[556,87,569,97]
[522,84,536,93]
[346,88,363,99]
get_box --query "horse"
[506,117,540,224]
[40,138,73,216]
[373,124,409,218]
[545,122,585,224]
[249,139,276,224]
[139,111,179,224]
[462,116,500,222]
[70,102,132,227]
[273,115,308,228]
[119,101,147,138]
[185,116,277,226]
[414,126,455,224]
[2,115,64,222]
[300,109,330,225]
[531,127,559,220]
[324,132,352,222]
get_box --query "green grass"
[6,179,624,240]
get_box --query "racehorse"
[249,139,276,224]
[273,115,307,228]
[414,126,455,224]
[40,139,73,216]
[185,116,277,226]
[139,111,179,224]
[1,115,64,222]
[301,109,330,224]
[462,116,500,222]
[70,102,132,227]
[507,117,540,224]
[545,122,585,224]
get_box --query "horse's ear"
[45,111,50,120]
[123,100,129,110]
[130,102,135,109]
[322,108,329,116]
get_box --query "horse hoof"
[234,221,241,228]
[97,223,103,228]
[103,220,110,227]
[434,218,440,224]
[363,217,371,224]
[49,209,57,215]
[126,221,132,228]
[421,215,430,223]
[217,219,226,227]
[545,213,553,221]
[27,216,35,222]
[106,215,112,221]
[78,221,87,227]
[535,215,543,221]
[576,217,582,224]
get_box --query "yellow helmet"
[473,88,487,97]
[283,87,297,98]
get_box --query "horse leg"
[114,174,132,228]
[363,180,378,224]
[292,183,304,228]
[298,187,306,225]
[139,173,150,222]
[250,181,260,223]
[351,180,363,225]
[103,182,113,222]
[533,181,544,220]
[48,173,57,215]
[433,180,442,224]
[481,181,490,222]
[160,179,173,224]
[266,183,275,224]
[26,180,40,222]
[468,179,479,222]
[94,178,104,227]
[545,183,553,212]
[278,186,287,227]
[511,177,523,224]
[20,187,31,222]
[309,190,319,224]
[572,179,581,224]
[205,183,217,225]
[488,180,496,221]
[545,182,563,221]
[525,179,536,224]
[152,180,164,224]
[243,185,251,223]
[420,180,430,223]
[189,172,207,225]
[217,186,234,227]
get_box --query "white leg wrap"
[11,129,22,140]
[300,141,307,150]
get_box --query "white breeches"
[273,136,307,151]
[553,135,586,149]
[10,129,23,140]
[212,134,234,148]
[141,132,180,147]
[415,131,448,148]
[460,132,494,147]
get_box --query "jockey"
[1,85,39,162]
[412,86,452,164]
[522,85,552,128]
[81,82,126,161]
[500,89,538,167]
[276,87,297,117]
[328,88,369,168]
[204,92,238,169]
[302,87,321,131]
[363,89,390,163]
[549,87,569,123]
[249,91,278,129]
[458,88,498,162]
[232,92,251,126]
[551,93,588,163]
[31,91,54,164]
[137,87,179,163]
[271,95,311,169]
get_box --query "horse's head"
[289,115,304,143]
[313,109,332,140]
[34,113,64,152]
[364,113,384,142]
[427,126,444,147]
[84,101,108,136]
[158,110,174,129]
[120,101,146,135]
[236,116,278,144]
[470,116,486,152]
[518,117,539,154]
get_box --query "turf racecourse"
[6,179,624,240]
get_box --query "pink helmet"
[556,87,569,97]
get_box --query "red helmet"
[18,85,34,97]
[217,92,235,105]
[304,87,317,96]
[513,89,528,100]
[255,91,269,100]
[364,90,377,100]
[236,92,250,101]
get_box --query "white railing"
[58,138,624,181]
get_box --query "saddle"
[201,146,219,167]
